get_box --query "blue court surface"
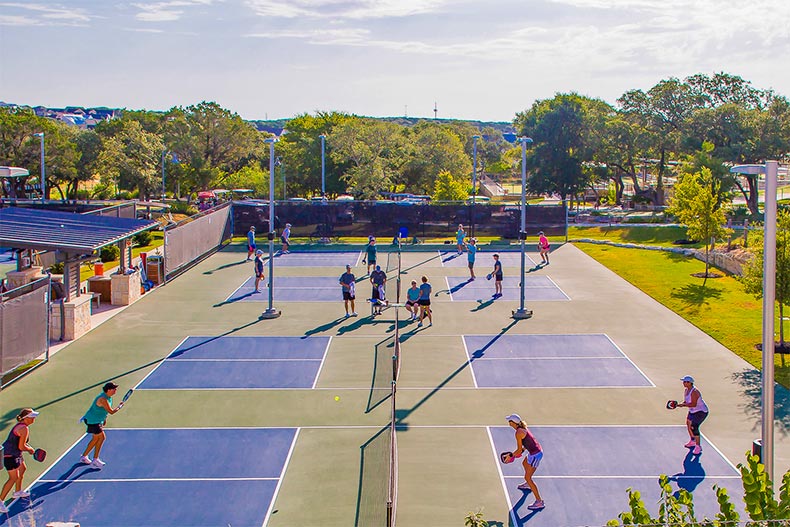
[439,250,537,268]
[137,336,330,389]
[227,275,354,303]
[0,428,296,527]
[266,250,361,267]
[463,334,652,387]
[488,425,743,527]
[446,276,569,302]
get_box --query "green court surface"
[2,243,788,526]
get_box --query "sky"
[1,0,790,122]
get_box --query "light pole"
[472,135,480,238]
[513,136,534,320]
[261,138,281,319]
[33,133,45,200]
[161,149,168,202]
[319,134,326,198]
[730,161,784,479]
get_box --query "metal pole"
[762,160,778,480]
[472,135,479,238]
[513,137,533,320]
[261,138,281,319]
[34,133,45,200]
[320,134,326,197]
[161,149,167,201]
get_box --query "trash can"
[146,255,163,285]
[94,262,104,276]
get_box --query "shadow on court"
[3,464,100,521]
[30,318,263,412]
[669,450,706,497]
[202,259,248,275]
[303,316,347,337]
[471,298,496,312]
[213,290,258,307]
[732,368,790,433]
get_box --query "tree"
[742,209,790,351]
[98,119,164,199]
[515,94,602,203]
[400,122,470,194]
[433,170,467,201]
[667,167,731,282]
[330,118,406,199]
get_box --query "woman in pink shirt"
[538,231,550,265]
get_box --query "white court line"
[603,334,655,387]
[461,335,479,388]
[38,477,280,483]
[225,276,252,301]
[312,336,333,389]
[487,426,520,527]
[165,358,323,362]
[473,356,637,361]
[354,251,363,267]
[263,428,300,527]
[444,276,454,302]
[135,335,190,388]
[544,275,571,300]
[504,474,742,480]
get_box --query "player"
[369,265,387,316]
[405,280,421,321]
[79,382,122,469]
[538,231,550,265]
[417,275,432,327]
[253,249,265,292]
[280,223,291,254]
[364,237,377,275]
[677,375,709,455]
[339,264,358,318]
[0,408,39,512]
[246,225,256,261]
[456,224,466,254]
[464,237,478,280]
[491,254,503,297]
[505,413,545,510]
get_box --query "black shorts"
[495,273,503,282]
[418,299,431,306]
[468,261,475,269]
[406,300,417,307]
[367,259,376,266]
[280,236,287,244]
[86,422,105,435]
[687,411,708,428]
[343,291,355,301]
[3,455,22,470]
[372,287,382,300]
[255,272,264,279]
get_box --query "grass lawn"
[568,225,700,247]
[575,242,790,387]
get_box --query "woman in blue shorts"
[506,413,545,510]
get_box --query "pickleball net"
[357,237,402,526]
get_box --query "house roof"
[0,207,158,253]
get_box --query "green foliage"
[49,261,64,274]
[100,245,120,263]
[132,230,153,247]
[432,170,467,201]
[740,451,780,520]
[464,508,488,527]
[169,201,198,216]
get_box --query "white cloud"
[131,0,216,22]
[0,2,93,25]
[244,0,451,19]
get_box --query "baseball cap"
[505,413,522,423]
[255,249,263,255]
[250,225,255,229]
[375,265,381,271]
[19,408,39,419]
[103,382,119,392]
[680,375,694,383]
[286,223,291,227]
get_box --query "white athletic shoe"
[91,458,105,468]
[80,455,92,464]
[351,312,358,317]
[0,501,8,513]
[12,491,30,498]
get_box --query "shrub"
[49,262,64,274]
[100,245,120,263]
[133,230,153,247]
[169,201,198,216]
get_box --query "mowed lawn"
[575,242,790,387]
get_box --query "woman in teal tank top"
[80,382,121,469]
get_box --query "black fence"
[232,201,567,241]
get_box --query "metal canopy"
[0,207,158,253]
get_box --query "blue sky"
[1,0,789,122]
